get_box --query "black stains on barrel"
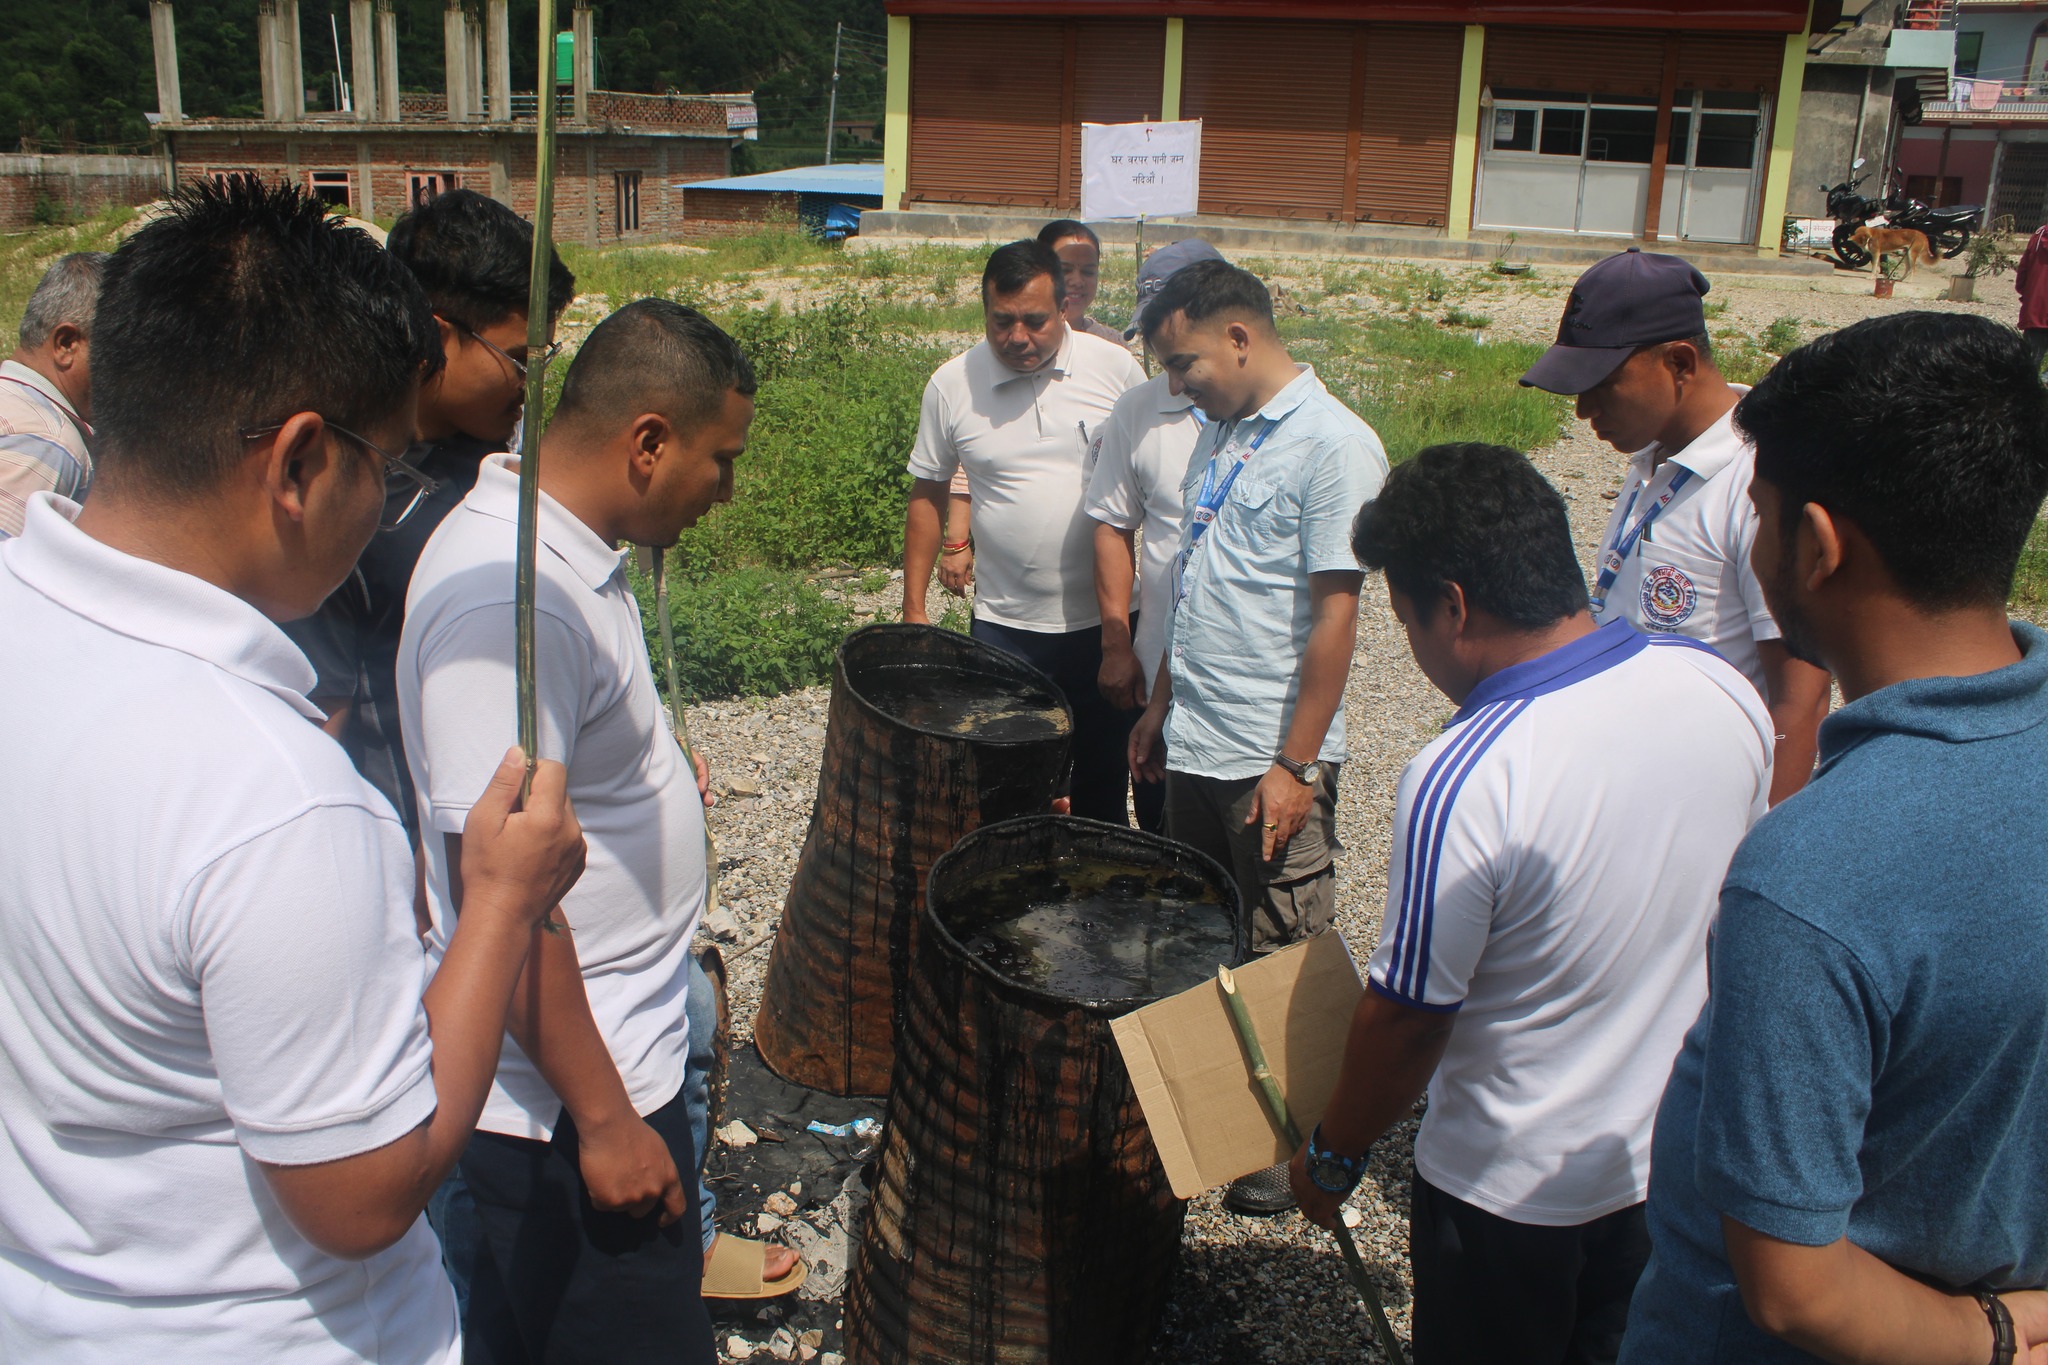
[754,625,1072,1097]
[847,816,1244,1363]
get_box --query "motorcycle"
[1822,159,1983,269]
[1821,165,1882,268]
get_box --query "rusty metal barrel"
[847,816,1244,1364]
[754,624,1073,1097]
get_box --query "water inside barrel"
[947,857,1235,1002]
[857,663,1070,742]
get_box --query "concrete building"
[878,0,1826,253]
[1899,0,2048,229]
[142,0,756,244]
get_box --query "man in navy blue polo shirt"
[1620,312,2048,1363]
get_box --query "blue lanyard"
[1592,465,1694,608]
[1173,412,1285,609]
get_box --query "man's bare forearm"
[1317,990,1456,1154]
[1724,1222,2010,1365]
[1094,521,1137,649]
[902,477,947,621]
[448,833,635,1135]
[1760,641,1829,805]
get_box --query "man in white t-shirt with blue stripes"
[1290,442,1772,1365]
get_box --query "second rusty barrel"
[847,816,1244,1364]
[753,624,1072,1097]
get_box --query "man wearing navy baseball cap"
[1522,249,1828,804]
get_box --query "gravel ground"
[687,254,2026,1363]
[689,424,1622,1365]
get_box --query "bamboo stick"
[514,0,560,800]
[1217,965,1408,1365]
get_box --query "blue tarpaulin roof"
[677,163,885,197]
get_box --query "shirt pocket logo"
[1640,562,1700,628]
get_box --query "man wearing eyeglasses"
[284,188,575,847]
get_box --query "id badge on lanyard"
[1590,466,1693,613]
[1172,413,1285,611]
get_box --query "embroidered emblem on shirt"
[1640,564,1698,629]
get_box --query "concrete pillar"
[883,15,910,209]
[278,0,305,121]
[257,3,284,122]
[444,1,470,120]
[349,0,375,121]
[486,0,510,123]
[150,2,184,124]
[467,12,485,122]
[1756,28,1811,257]
[572,3,594,125]
[375,0,400,123]
[1447,24,1487,242]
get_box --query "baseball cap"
[1125,237,1226,339]
[1518,248,1711,395]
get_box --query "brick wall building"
[144,0,754,244]
[0,154,169,231]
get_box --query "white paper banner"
[1081,120,1202,221]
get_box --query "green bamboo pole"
[514,0,560,800]
[653,548,720,921]
[1217,965,1408,1365]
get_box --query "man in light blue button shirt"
[1127,259,1386,1212]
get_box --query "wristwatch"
[1976,1291,2016,1365]
[1305,1123,1367,1196]
[1274,753,1323,787]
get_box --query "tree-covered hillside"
[1,1,886,159]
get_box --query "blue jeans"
[685,950,718,1253]
[427,1172,478,1320]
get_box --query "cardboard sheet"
[1111,932,1365,1200]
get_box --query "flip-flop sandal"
[702,1234,808,1301]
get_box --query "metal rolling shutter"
[907,16,1064,208]
[1483,27,1666,100]
[1677,33,1784,95]
[1064,19,1168,211]
[1356,24,1463,226]
[1182,19,1355,221]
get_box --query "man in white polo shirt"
[401,300,755,1363]
[1520,248,1828,804]
[1292,443,1772,1365]
[902,238,1145,822]
[0,180,586,1363]
[1084,238,1224,830]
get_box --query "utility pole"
[824,21,842,165]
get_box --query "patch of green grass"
[1441,308,1492,329]
[1,207,135,336]
[2012,520,2048,611]
[1282,314,1569,463]
[629,563,853,701]
[1760,316,1801,354]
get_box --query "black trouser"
[459,1089,714,1365]
[971,616,1136,825]
[1409,1171,1650,1365]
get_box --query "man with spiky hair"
[0,179,585,1361]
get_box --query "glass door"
[1661,92,1766,245]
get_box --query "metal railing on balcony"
[1928,76,2048,119]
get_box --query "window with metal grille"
[615,171,642,234]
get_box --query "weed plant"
[627,561,852,701]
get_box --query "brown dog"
[1851,225,1938,275]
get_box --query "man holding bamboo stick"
[401,300,756,1363]
[0,179,586,1363]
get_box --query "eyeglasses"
[241,419,441,531]
[441,315,562,384]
